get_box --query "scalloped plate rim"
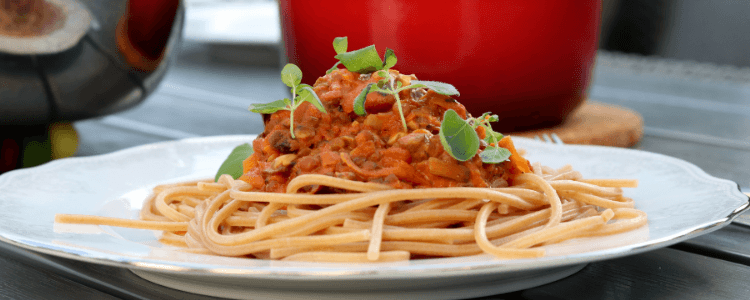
[0,135,747,281]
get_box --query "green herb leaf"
[489,114,499,122]
[479,147,511,164]
[383,48,397,70]
[248,99,290,114]
[326,61,341,74]
[280,63,303,88]
[214,143,254,181]
[484,131,504,144]
[378,70,388,79]
[376,79,389,89]
[334,45,384,74]
[297,85,326,113]
[353,83,374,116]
[409,80,460,96]
[439,109,480,161]
[333,37,348,54]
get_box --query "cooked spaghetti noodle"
[55,165,647,262]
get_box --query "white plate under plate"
[0,135,747,300]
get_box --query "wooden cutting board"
[510,101,643,148]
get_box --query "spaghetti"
[55,165,647,262]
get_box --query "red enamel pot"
[280,0,600,131]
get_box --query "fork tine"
[542,133,553,144]
[534,135,542,142]
[550,133,564,145]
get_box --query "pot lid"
[0,0,92,55]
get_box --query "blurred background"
[2,0,750,176]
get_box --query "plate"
[0,135,747,300]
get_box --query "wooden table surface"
[2,44,750,299]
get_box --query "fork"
[531,133,750,228]
[534,133,564,145]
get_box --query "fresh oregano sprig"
[327,36,397,75]
[438,109,480,161]
[475,113,511,163]
[219,64,324,181]
[326,37,348,74]
[355,78,460,132]
[248,63,326,139]
[439,109,511,163]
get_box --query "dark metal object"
[0,0,184,125]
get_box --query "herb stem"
[289,85,297,139]
[394,92,407,132]
[386,72,407,132]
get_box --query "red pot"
[280,0,600,131]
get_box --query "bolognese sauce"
[240,68,531,193]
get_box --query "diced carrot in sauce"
[239,168,264,189]
[319,151,341,167]
[242,152,259,175]
[390,160,429,186]
[382,147,412,164]
[296,155,320,172]
[350,141,376,159]
[428,157,470,182]
[475,125,487,140]
[497,136,531,174]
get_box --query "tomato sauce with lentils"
[240,69,530,193]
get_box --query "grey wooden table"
[2,44,750,299]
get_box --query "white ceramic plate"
[0,135,747,300]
